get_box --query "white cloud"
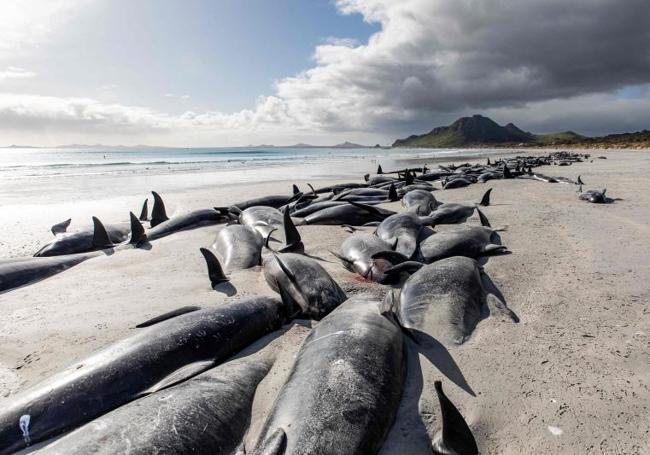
[0,67,36,80]
[1,0,649,145]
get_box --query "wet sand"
[1,149,649,454]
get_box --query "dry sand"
[1,150,649,454]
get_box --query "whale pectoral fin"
[476,207,491,228]
[432,380,479,455]
[144,360,216,394]
[200,248,229,287]
[482,244,509,256]
[253,428,287,455]
[135,305,202,328]
[91,217,114,249]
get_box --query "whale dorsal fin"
[150,191,169,227]
[388,183,398,201]
[199,248,229,287]
[292,184,300,195]
[432,381,478,455]
[51,218,72,235]
[91,217,113,249]
[139,199,148,221]
[129,212,147,245]
[279,207,304,253]
[479,188,492,207]
[135,305,202,328]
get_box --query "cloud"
[268,0,650,134]
[0,67,36,80]
[2,0,650,145]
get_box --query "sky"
[0,0,649,147]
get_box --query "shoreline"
[0,149,648,453]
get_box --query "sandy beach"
[1,149,649,454]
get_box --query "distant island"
[393,114,650,149]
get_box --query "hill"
[392,115,535,147]
[392,115,649,148]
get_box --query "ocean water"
[0,146,504,201]
[0,146,506,257]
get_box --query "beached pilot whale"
[431,381,479,455]
[1,214,145,294]
[387,256,518,345]
[250,296,404,455]
[35,217,131,257]
[425,189,492,226]
[214,224,264,271]
[334,233,407,284]
[263,252,347,320]
[401,189,439,215]
[578,187,610,203]
[376,212,432,259]
[0,297,284,453]
[293,201,395,226]
[144,192,231,241]
[419,224,508,263]
[36,354,275,455]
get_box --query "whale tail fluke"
[51,218,72,235]
[91,217,114,249]
[139,199,148,221]
[431,380,479,455]
[129,212,147,246]
[479,188,492,207]
[150,191,169,227]
[199,248,229,287]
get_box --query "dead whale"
[263,253,346,319]
[36,354,275,455]
[392,256,517,345]
[0,297,284,452]
[250,296,404,455]
[419,225,507,263]
[214,224,263,271]
[334,233,406,284]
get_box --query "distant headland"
[392,114,650,149]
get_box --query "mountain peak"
[393,114,534,147]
